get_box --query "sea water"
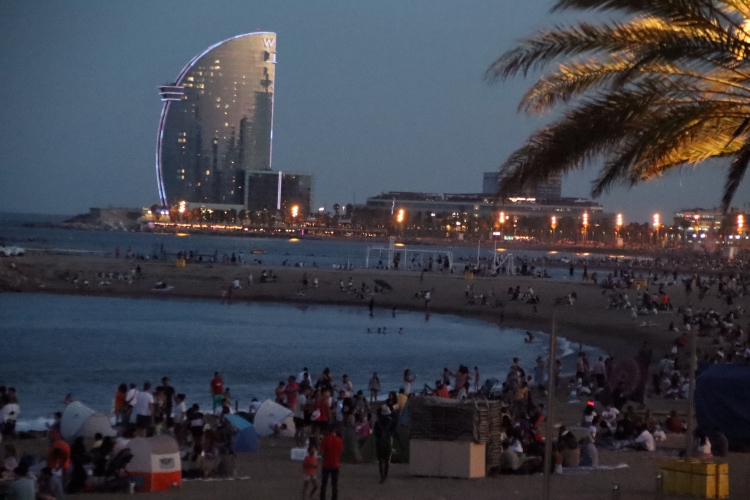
[0,294,602,429]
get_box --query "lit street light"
[550,215,557,243]
[581,212,588,244]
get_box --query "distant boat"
[251,248,266,255]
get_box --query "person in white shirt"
[600,404,620,431]
[131,382,154,437]
[633,426,656,452]
[293,388,309,447]
[0,402,20,426]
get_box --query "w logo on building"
[263,38,275,48]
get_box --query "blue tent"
[695,364,750,450]
[225,414,259,452]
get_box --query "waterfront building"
[364,190,611,241]
[155,32,310,216]
[673,207,748,243]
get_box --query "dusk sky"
[1,0,748,223]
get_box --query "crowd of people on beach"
[2,330,746,500]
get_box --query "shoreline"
[1,252,710,361]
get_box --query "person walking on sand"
[319,426,342,500]
[302,445,319,500]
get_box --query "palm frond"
[489,0,750,212]
[722,138,750,210]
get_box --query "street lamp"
[653,213,660,246]
[738,214,744,245]
[550,215,557,244]
[396,209,405,223]
[582,212,589,244]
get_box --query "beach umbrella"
[374,279,393,291]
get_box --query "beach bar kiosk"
[126,436,182,492]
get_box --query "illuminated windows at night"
[157,32,276,206]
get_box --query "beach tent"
[126,436,181,492]
[224,414,259,452]
[60,402,116,442]
[695,364,750,450]
[253,400,293,437]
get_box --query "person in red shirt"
[210,372,224,411]
[319,426,342,500]
[313,391,330,439]
[302,445,319,499]
[285,376,299,412]
[433,381,450,398]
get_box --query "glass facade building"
[156,32,277,207]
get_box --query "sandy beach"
[2,252,747,499]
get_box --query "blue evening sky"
[0,0,747,222]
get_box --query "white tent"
[60,402,115,442]
[253,399,292,437]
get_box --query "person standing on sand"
[210,372,224,411]
[368,373,381,403]
[368,297,375,317]
[131,382,154,438]
[319,426,343,500]
[402,369,416,396]
[373,406,396,484]
[474,366,481,392]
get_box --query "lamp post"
[499,211,506,240]
[550,215,557,244]
[653,213,660,247]
[737,214,744,246]
[581,212,589,245]
[615,213,623,242]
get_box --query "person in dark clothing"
[67,437,89,494]
[709,428,729,457]
[373,406,397,483]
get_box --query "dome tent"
[695,364,750,450]
[60,401,115,442]
[253,399,294,437]
[224,414,259,452]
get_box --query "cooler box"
[660,459,729,499]
[126,436,182,492]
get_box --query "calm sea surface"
[0,293,603,429]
